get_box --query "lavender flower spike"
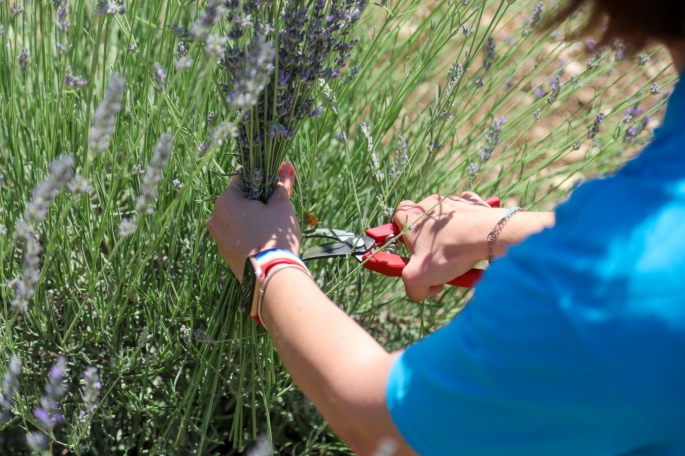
[153,63,166,91]
[227,35,275,110]
[88,74,126,154]
[25,155,74,225]
[18,47,30,73]
[78,367,101,422]
[26,432,48,452]
[136,133,173,214]
[33,356,68,430]
[190,0,226,40]
[1,355,21,424]
[10,155,73,311]
[118,217,136,237]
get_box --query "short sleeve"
[386,218,660,456]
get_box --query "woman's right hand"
[394,192,554,301]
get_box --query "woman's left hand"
[207,162,300,282]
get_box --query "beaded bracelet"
[487,206,524,264]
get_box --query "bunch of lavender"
[9,155,73,312]
[198,0,369,202]
[0,356,21,424]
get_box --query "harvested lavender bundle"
[195,0,369,202]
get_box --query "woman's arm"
[260,267,413,455]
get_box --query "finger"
[394,200,417,230]
[460,191,489,206]
[271,162,296,201]
[402,258,445,302]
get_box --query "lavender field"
[0,0,674,454]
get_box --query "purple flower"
[1,356,21,423]
[226,35,275,109]
[33,407,51,428]
[389,136,408,180]
[586,39,596,52]
[78,367,101,423]
[547,75,563,104]
[118,217,136,237]
[477,116,506,162]
[32,356,68,430]
[613,39,626,61]
[153,63,167,91]
[190,0,226,40]
[530,2,543,28]
[483,37,496,71]
[587,112,605,139]
[65,65,88,89]
[98,0,126,15]
[9,156,73,311]
[88,74,126,153]
[533,87,545,100]
[11,3,25,17]
[17,48,29,73]
[136,133,173,214]
[26,432,47,452]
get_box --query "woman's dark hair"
[548,0,685,52]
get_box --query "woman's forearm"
[260,267,412,455]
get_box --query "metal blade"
[303,227,357,242]
[301,241,354,261]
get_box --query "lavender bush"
[0,0,675,454]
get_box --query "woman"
[208,1,685,454]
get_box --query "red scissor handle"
[361,196,501,288]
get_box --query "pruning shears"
[301,196,501,288]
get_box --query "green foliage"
[0,0,674,454]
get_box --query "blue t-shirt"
[386,79,685,455]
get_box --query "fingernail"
[279,163,293,178]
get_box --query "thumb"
[271,162,296,201]
[402,255,445,302]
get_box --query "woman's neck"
[667,40,685,75]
